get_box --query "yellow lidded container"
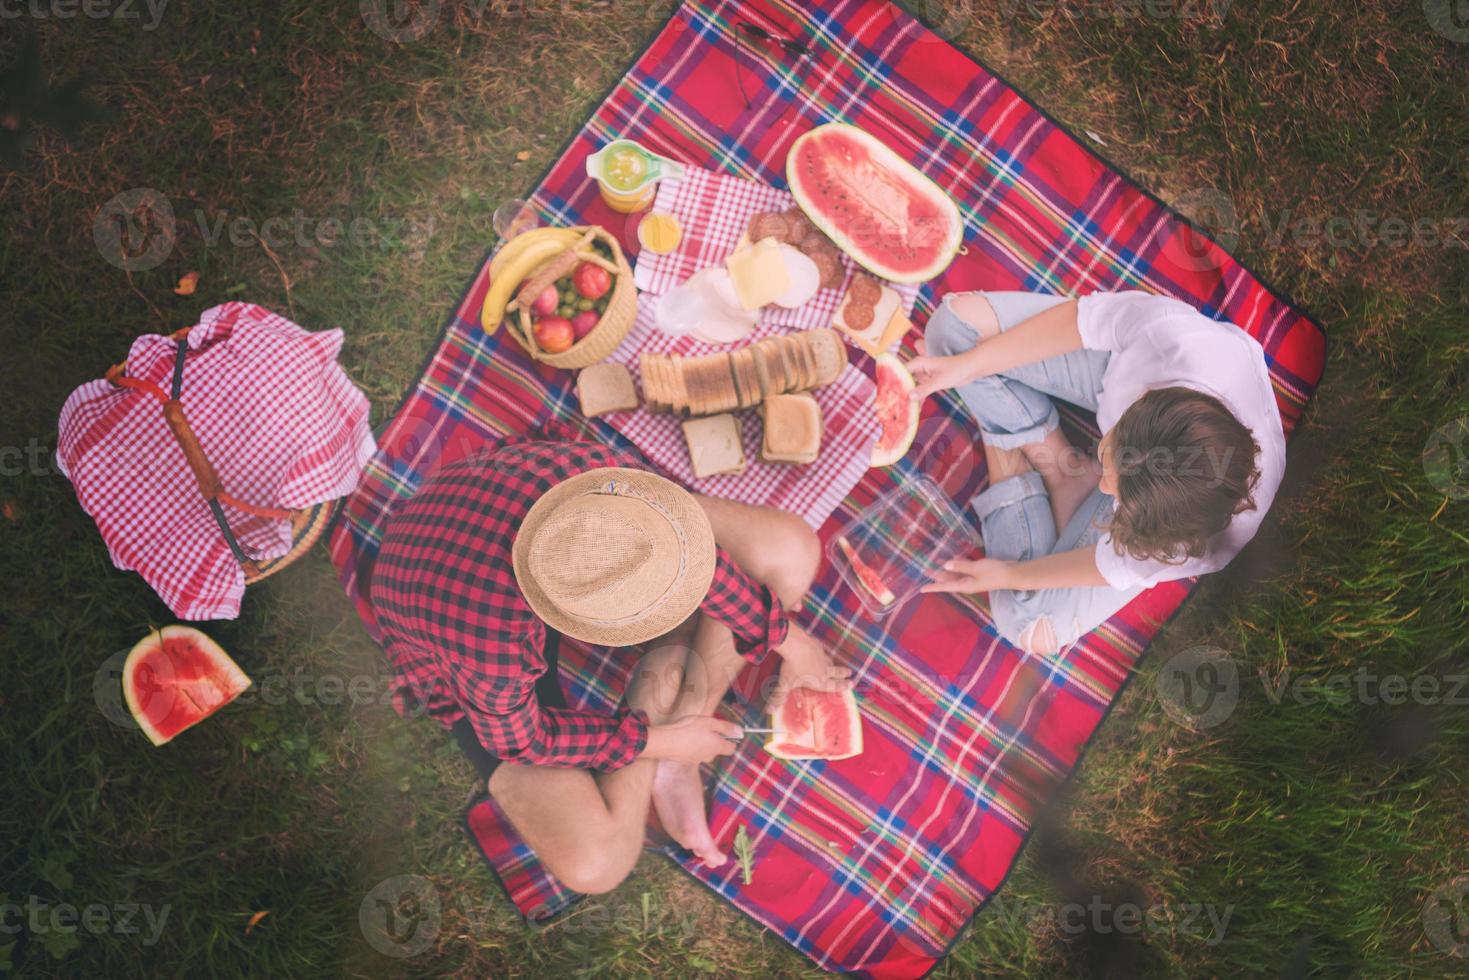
[586,140,685,214]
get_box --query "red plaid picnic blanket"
[59,302,375,620]
[329,0,1326,975]
[609,165,924,526]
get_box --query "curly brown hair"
[1107,387,1261,564]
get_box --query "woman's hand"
[906,343,984,401]
[921,558,1013,595]
[644,715,743,765]
[771,624,852,711]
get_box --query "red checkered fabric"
[369,432,789,771]
[609,166,920,527]
[58,302,375,620]
[328,0,1327,974]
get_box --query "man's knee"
[548,832,638,895]
[765,519,821,608]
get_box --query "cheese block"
[726,238,793,310]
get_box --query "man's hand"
[906,343,984,401]
[921,558,1012,595]
[771,623,852,711]
[644,715,743,765]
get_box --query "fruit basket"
[828,475,980,618]
[499,224,637,370]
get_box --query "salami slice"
[843,299,877,332]
[803,244,844,290]
[848,274,882,305]
[748,211,791,243]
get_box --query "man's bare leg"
[651,496,822,868]
[650,614,745,867]
[486,637,689,894]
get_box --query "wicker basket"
[106,328,343,585]
[502,224,637,370]
[244,497,340,584]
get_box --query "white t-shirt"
[1076,291,1286,591]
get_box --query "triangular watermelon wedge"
[122,626,251,746]
[765,687,864,761]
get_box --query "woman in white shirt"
[911,290,1285,656]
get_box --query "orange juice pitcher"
[585,139,686,214]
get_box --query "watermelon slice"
[872,353,920,467]
[122,626,251,746]
[836,536,897,607]
[787,123,964,284]
[765,686,864,761]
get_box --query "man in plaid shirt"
[372,434,846,892]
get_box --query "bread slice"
[689,356,713,416]
[670,356,689,416]
[579,362,640,418]
[712,354,741,414]
[682,413,746,477]
[753,340,783,397]
[655,355,674,414]
[793,335,816,390]
[638,354,662,412]
[777,338,801,392]
[734,349,760,409]
[727,352,748,410]
[807,328,849,386]
[761,393,822,464]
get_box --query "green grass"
[2,1,1467,976]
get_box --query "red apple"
[533,316,575,354]
[572,262,612,300]
[570,310,600,340]
[530,284,560,318]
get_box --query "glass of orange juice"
[637,212,683,254]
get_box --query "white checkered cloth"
[611,166,917,528]
[57,303,376,620]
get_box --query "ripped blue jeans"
[925,291,1144,656]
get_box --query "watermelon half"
[122,626,251,746]
[787,122,964,284]
[872,353,920,467]
[765,687,864,761]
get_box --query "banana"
[480,229,582,333]
[489,226,580,280]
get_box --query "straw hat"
[512,467,715,646]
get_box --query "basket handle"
[105,334,296,575]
